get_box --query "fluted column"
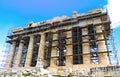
[25,35,34,67]
[6,41,16,68]
[14,39,24,68]
[36,33,45,65]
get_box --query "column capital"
[20,39,24,43]
[39,33,45,35]
[27,35,34,38]
[12,40,16,44]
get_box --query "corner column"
[96,25,109,65]
[25,35,34,67]
[14,39,24,68]
[98,35,109,65]
[6,41,16,68]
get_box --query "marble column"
[98,35,109,65]
[66,31,73,67]
[25,35,34,67]
[6,41,16,68]
[83,43,90,64]
[82,28,91,64]
[96,25,109,65]
[36,33,45,65]
[14,39,24,68]
[66,45,73,66]
[50,33,58,67]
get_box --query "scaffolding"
[72,27,83,64]
[56,30,66,66]
[20,37,30,67]
[31,35,41,66]
[110,29,119,65]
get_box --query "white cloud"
[107,0,120,28]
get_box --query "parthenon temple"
[3,9,118,76]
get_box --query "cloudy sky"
[107,0,120,28]
[0,0,120,67]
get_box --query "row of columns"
[6,33,45,68]
[6,26,109,68]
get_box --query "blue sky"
[0,0,108,49]
[0,0,120,66]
